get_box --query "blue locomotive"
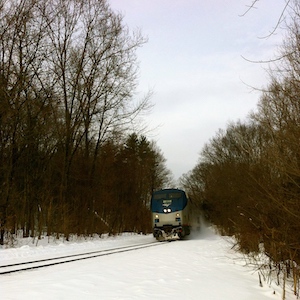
[151,188,191,241]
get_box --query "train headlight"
[176,213,180,217]
[155,214,159,219]
[167,208,171,213]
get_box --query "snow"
[0,226,295,300]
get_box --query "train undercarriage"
[153,225,190,241]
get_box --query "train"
[150,188,191,241]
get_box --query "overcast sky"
[109,0,287,180]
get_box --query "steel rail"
[0,241,162,275]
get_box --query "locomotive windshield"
[151,189,188,213]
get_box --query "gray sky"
[109,0,286,180]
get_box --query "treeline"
[0,0,172,245]
[182,2,300,296]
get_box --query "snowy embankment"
[0,226,295,300]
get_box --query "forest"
[0,0,173,245]
[2,0,300,296]
[181,1,300,295]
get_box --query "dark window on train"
[153,193,167,200]
[151,191,187,213]
[153,192,182,200]
[168,192,182,199]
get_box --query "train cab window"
[151,190,188,213]
[168,192,182,199]
[153,193,167,200]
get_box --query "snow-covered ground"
[0,226,295,299]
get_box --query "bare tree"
[0,0,151,243]
[0,0,56,243]
[241,0,291,38]
[38,0,150,238]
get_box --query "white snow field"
[0,226,295,300]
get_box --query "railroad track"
[0,241,161,275]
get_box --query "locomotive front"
[150,189,191,241]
